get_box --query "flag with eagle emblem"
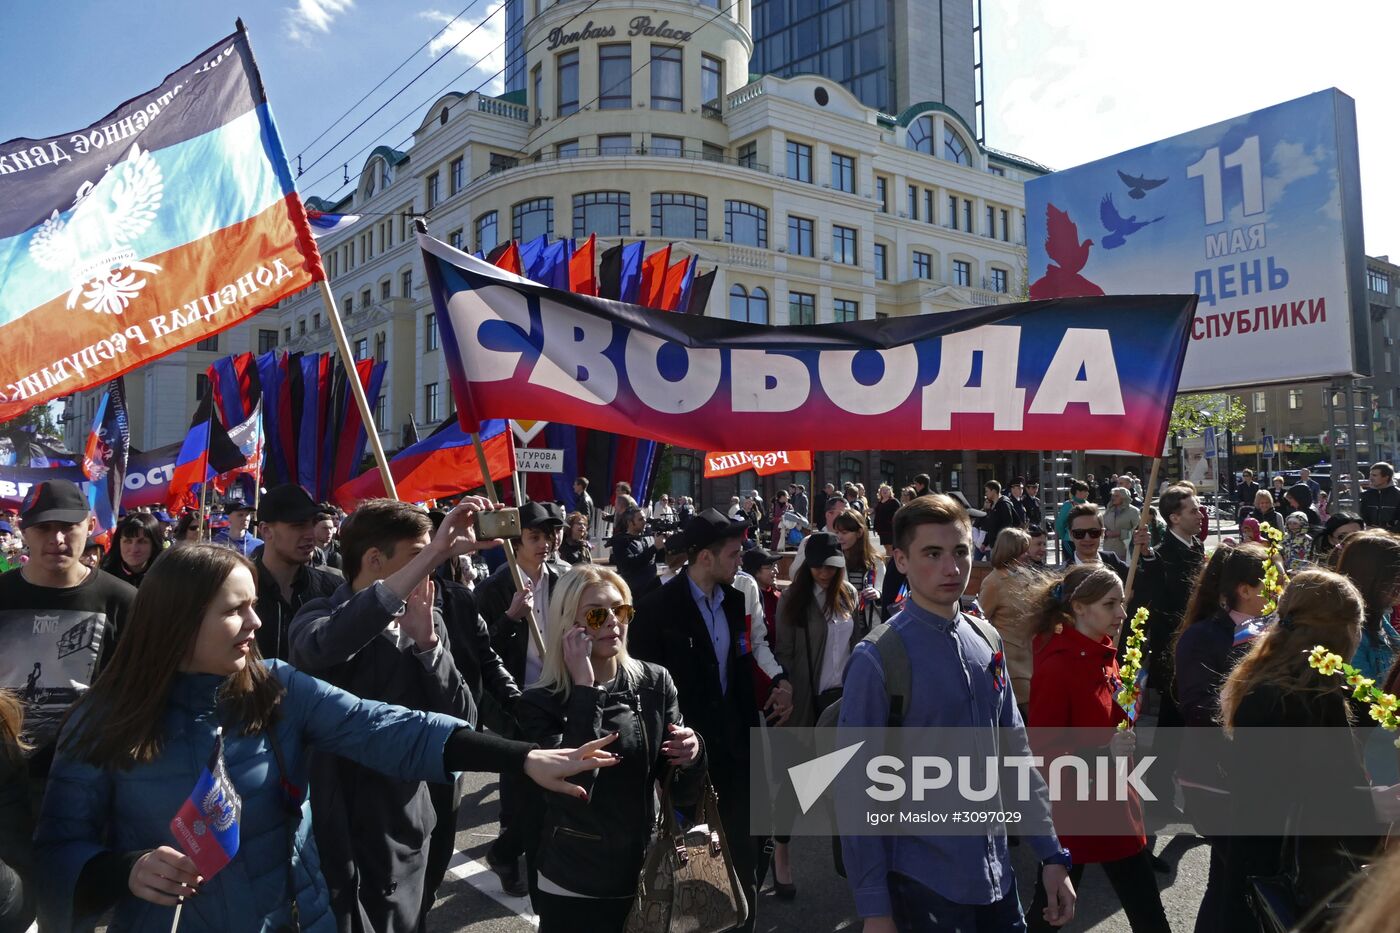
[0,23,323,422]
[169,727,243,880]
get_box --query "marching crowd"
[4,464,1400,932]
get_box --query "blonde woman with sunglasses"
[518,565,705,933]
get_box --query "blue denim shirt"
[837,597,1061,917]
[688,575,730,694]
[1351,614,1400,681]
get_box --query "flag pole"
[171,900,183,932]
[470,429,546,659]
[196,413,212,542]
[1124,456,1163,600]
[253,402,264,513]
[315,280,398,500]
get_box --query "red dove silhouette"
[1029,204,1104,300]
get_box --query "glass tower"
[750,0,976,122]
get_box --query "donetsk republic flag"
[0,25,323,422]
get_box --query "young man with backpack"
[837,494,1076,932]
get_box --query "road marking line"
[445,852,539,929]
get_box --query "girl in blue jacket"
[35,509,618,933]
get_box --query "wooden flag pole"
[1124,456,1163,601]
[470,429,546,659]
[316,280,398,500]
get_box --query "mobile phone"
[475,507,521,540]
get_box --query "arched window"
[729,285,769,323]
[729,284,747,320]
[906,115,934,154]
[943,126,970,165]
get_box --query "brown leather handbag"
[624,769,749,933]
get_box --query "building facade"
[64,0,1040,504]
[1226,255,1400,488]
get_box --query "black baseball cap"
[257,484,320,524]
[224,499,255,515]
[741,547,782,575]
[682,508,747,552]
[20,480,90,528]
[804,532,846,568]
[520,501,565,531]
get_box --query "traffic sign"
[1262,434,1276,459]
[1203,426,1216,458]
[517,448,564,473]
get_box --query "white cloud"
[286,0,354,42]
[981,0,1400,254]
[420,8,507,96]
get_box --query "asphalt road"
[425,771,1212,933]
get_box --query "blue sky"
[3,1,1397,256]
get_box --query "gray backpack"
[815,613,1005,728]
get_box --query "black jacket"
[1019,494,1044,530]
[434,576,520,731]
[607,532,662,599]
[628,573,758,777]
[1360,484,1400,531]
[517,662,706,898]
[475,559,569,684]
[252,555,342,661]
[1234,480,1261,507]
[288,582,472,933]
[1174,610,1250,788]
[1129,531,1204,690]
[974,497,1018,552]
[1224,684,1380,928]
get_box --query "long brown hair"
[63,543,284,769]
[1179,542,1268,639]
[781,559,857,627]
[0,689,28,758]
[1335,530,1400,641]
[1219,569,1364,733]
[832,510,879,578]
[1028,564,1122,642]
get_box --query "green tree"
[1168,393,1246,438]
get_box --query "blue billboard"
[1025,88,1367,392]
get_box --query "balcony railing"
[477,97,528,121]
[726,83,765,108]
[473,146,769,183]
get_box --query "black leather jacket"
[517,661,706,898]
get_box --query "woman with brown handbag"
[519,565,705,933]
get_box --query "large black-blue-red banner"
[422,234,1197,456]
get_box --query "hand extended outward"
[129,846,201,906]
[524,733,622,800]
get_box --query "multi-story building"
[1228,255,1400,488]
[65,0,1042,503]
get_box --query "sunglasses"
[1069,528,1104,540]
[580,604,635,630]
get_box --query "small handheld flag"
[169,727,242,882]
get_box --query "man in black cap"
[212,499,261,557]
[252,484,341,660]
[0,480,135,795]
[475,500,568,895]
[629,508,761,932]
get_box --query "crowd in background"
[5,462,1400,932]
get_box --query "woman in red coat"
[1023,564,1170,933]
